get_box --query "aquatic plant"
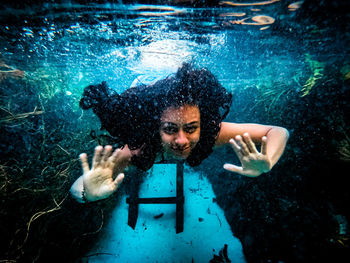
[340,64,350,80]
[0,74,108,262]
[300,53,325,97]
[0,106,43,123]
[245,52,323,121]
[251,79,296,120]
[338,134,350,162]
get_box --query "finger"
[113,173,125,188]
[108,148,121,169]
[243,133,258,154]
[102,145,113,164]
[79,153,90,174]
[229,138,243,158]
[235,135,250,155]
[223,163,244,174]
[92,145,103,168]
[261,136,267,155]
[224,164,260,177]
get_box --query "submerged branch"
[0,107,43,123]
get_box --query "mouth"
[171,146,190,153]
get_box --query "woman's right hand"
[79,145,131,202]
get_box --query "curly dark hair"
[80,63,232,170]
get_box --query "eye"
[162,126,178,135]
[183,126,198,134]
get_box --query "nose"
[175,130,189,146]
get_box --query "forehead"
[161,105,200,124]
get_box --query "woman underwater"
[70,63,289,262]
[71,63,289,203]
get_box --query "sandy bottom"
[84,164,246,263]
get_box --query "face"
[160,105,200,159]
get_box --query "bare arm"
[216,122,289,176]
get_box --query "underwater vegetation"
[0,67,119,262]
[250,52,328,120]
[338,132,350,162]
[300,53,325,97]
[200,59,350,262]
[0,0,350,262]
[2,45,349,263]
[341,64,350,81]
[253,80,293,117]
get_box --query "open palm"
[224,133,271,177]
[80,145,128,201]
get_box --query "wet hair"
[80,63,232,170]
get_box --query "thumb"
[223,163,243,174]
[224,164,261,177]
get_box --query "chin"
[168,149,190,160]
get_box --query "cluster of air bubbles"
[34,18,62,42]
[65,23,83,35]
[95,22,114,40]
[209,33,227,47]
[22,26,34,38]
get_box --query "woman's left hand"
[223,133,271,177]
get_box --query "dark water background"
[0,0,349,262]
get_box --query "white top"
[84,163,246,263]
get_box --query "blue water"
[1,2,314,98]
[85,163,246,262]
[1,1,349,262]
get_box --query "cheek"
[160,132,172,144]
[189,135,199,149]
[189,131,200,146]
